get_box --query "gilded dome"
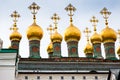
[27,22,43,40]
[64,23,81,42]
[117,46,120,55]
[10,31,22,41]
[100,27,117,43]
[84,42,93,54]
[47,42,53,53]
[51,31,62,43]
[90,32,102,44]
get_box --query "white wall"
[0,67,15,80]
[0,53,17,80]
[17,73,108,80]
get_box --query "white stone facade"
[16,73,108,80]
[0,53,17,80]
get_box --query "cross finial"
[10,11,20,31]
[90,16,98,32]
[65,4,76,24]
[118,29,120,44]
[83,27,91,42]
[100,7,111,27]
[28,2,40,23]
[47,24,54,37]
[51,13,60,30]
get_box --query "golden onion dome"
[84,42,93,54]
[51,31,62,43]
[117,46,120,55]
[27,22,43,40]
[10,31,22,41]
[90,32,102,44]
[47,42,53,53]
[64,23,81,42]
[100,27,117,43]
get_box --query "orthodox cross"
[90,16,98,32]
[28,2,40,23]
[100,7,111,27]
[10,11,20,31]
[51,13,60,32]
[83,27,91,42]
[65,4,76,23]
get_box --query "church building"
[0,2,120,80]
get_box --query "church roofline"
[19,57,120,62]
[0,48,18,53]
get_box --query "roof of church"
[18,58,120,73]
[0,49,18,53]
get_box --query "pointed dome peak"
[10,11,22,41]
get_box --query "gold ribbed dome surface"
[47,42,53,53]
[90,32,102,44]
[27,22,43,40]
[64,23,81,42]
[10,31,22,41]
[84,42,93,54]
[100,27,117,43]
[117,46,120,55]
[51,31,62,43]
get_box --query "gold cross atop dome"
[51,13,60,31]
[84,27,91,42]
[65,4,76,23]
[100,7,111,26]
[47,24,54,37]
[10,11,22,41]
[28,2,40,23]
[90,16,98,31]
[27,2,43,41]
[51,13,62,43]
[10,11,20,31]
